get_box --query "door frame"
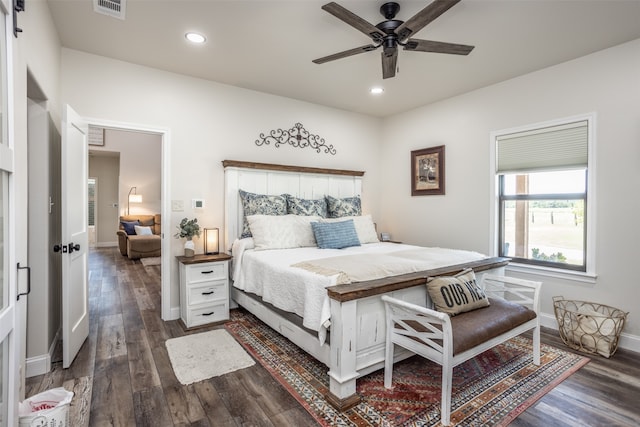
[85,117,173,320]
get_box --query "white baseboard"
[26,328,60,378]
[169,306,180,321]
[539,312,640,353]
[25,354,50,378]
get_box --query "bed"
[223,160,509,409]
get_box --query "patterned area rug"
[225,309,589,427]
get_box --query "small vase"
[184,238,195,257]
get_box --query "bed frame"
[223,160,509,410]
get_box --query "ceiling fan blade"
[322,2,386,43]
[381,50,398,79]
[313,44,379,64]
[395,0,461,42]
[404,39,474,55]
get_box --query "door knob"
[68,243,81,253]
[53,244,63,253]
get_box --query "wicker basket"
[553,296,628,358]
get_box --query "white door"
[0,1,18,424]
[61,105,89,368]
[0,147,17,427]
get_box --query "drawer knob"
[202,290,215,295]
[202,311,215,316]
[201,270,214,274]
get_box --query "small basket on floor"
[553,296,628,358]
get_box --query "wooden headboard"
[223,160,364,251]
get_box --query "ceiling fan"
[312,0,474,79]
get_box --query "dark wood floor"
[25,247,640,426]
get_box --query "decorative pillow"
[121,220,140,236]
[325,195,362,218]
[321,214,379,244]
[134,225,153,236]
[426,269,489,316]
[239,190,287,238]
[285,194,328,217]
[311,219,361,249]
[246,214,320,250]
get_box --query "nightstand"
[177,253,232,329]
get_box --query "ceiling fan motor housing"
[380,2,400,20]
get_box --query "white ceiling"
[46,0,640,117]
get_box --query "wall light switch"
[172,200,184,212]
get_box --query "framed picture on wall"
[411,145,445,196]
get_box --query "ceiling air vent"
[93,0,126,20]
[88,126,105,146]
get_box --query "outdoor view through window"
[500,169,586,271]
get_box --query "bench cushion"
[450,297,536,355]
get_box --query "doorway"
[85,120,171,321]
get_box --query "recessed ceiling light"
[185,32,206,44]
[370,87,384,95]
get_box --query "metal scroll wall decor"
[255,122,337,155]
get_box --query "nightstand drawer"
[186,262,227,283]
[188,281,227,306]
[187,302,229,328]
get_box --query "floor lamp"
[127,186,142,215]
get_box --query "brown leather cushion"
[400,297,536,356]
[450,298,536,355]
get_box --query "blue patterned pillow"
[311,219,361,249]
[285,194,328,217]
[121,220,140,235]
[239,190,287,238]
[325,195,362,218]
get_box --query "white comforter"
[231,239,485,343]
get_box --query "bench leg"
[441,359,453,426]
[384,338,394,389]
[533,324,541,365]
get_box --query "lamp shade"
[129,194,142,203]
[204,228,219,255]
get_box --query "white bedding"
[231,239,486,343]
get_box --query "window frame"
[490,113,597,282]
[497,173,588,271]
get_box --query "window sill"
[505,262,597,284]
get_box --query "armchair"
[117,214,161,259]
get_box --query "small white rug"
[140,256,161,266]
[165,329,255,385]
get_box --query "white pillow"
[134,225,153,236]
[321,214,379,244]
[246,214,320,250]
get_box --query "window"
[493,118,593,273]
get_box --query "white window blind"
[496,120,588,173]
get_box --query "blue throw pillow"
[311,220,361,249]
[121,220,140,235]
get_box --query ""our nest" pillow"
[426,268,489,316]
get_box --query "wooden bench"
[381,274,541,426]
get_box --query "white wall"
[18,0,62,389]
[380,38,640,343]
[90,128,162,218]
[88,154,120,245]
[60,48,383,316]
